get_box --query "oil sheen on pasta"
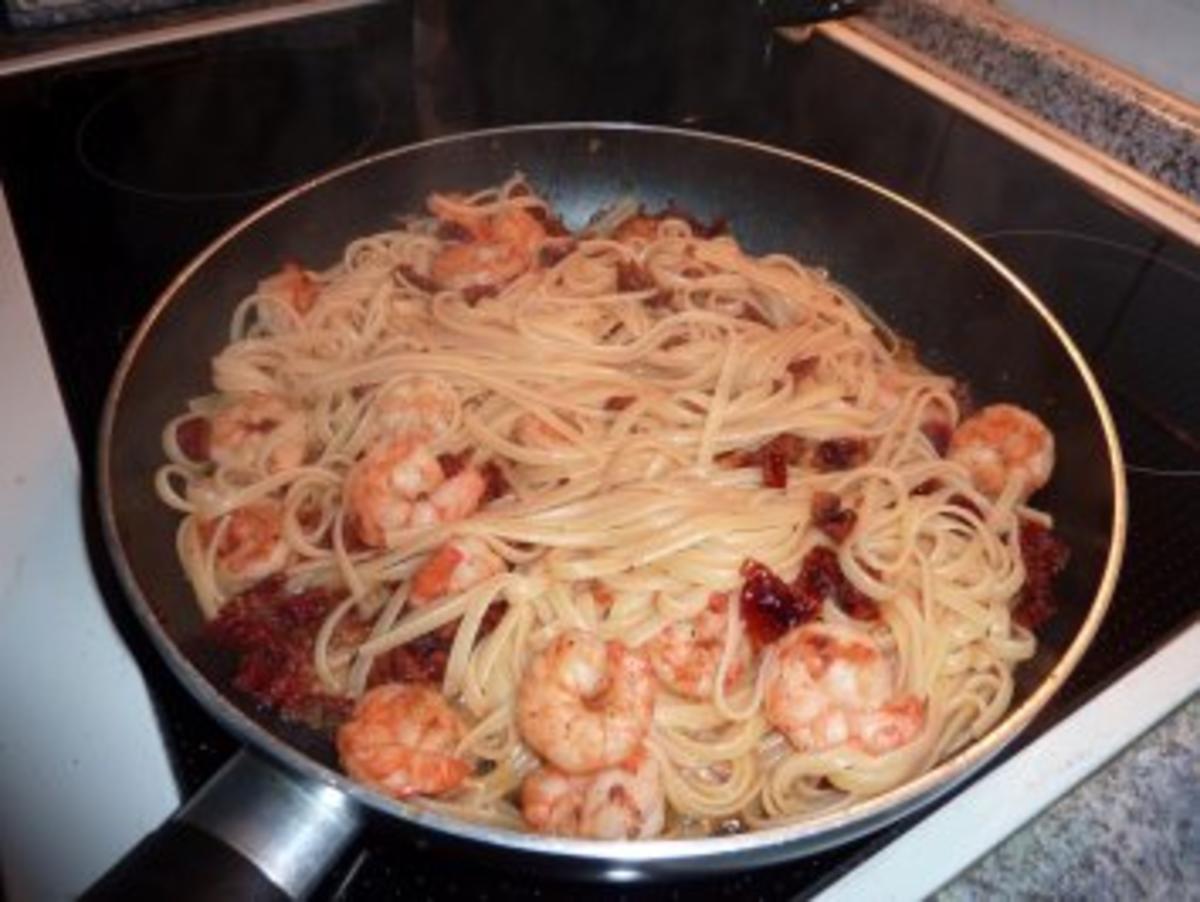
[156,175,1065,840]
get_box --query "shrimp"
[411,536,506,604]
[410,467,486,528]
[209,392,306,473]
[337,683,470,799]
[261,262,318,313]
[521,749,665,839]
[256,262,319,333]
[346,438,488,547]
[200,501,289,589]
[428,195,546,292]
[517,630,656,774]
[611,215,661,244]
[344,438,444,548]
[644,592,746,700]
[374,376,458,443]
[513,412,578,450]
[763,624,924,755]
[949,403,1054,501]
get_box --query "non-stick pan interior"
[102,124,1119,856]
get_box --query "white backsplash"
[998,0,1200,103]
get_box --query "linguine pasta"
[155,174,1055,838]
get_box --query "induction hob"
[0,2,1197,898]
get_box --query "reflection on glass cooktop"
[77,49,385,200]
[1,3,1197,898]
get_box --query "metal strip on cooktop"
[0,0,381,79]
[807,21,1200,247]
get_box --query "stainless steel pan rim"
[98,121,1127,869]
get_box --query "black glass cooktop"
[1,2,1197,898]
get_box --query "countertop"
[939,693,1199,898]
[856,0,1200,209]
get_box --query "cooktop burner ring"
[978,227,1200,447]
[74,49,386,202]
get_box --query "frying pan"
[92,124,1126,899]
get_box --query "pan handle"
[83,749,363,901]
[755,0,873,26]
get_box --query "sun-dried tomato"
[813,438,868,472]
[368,632,451,686]
[396,264,440,293]
[480,460,511,504]
[209,579,350,727]
[787,356,818,380]
[739,304,771,326]
[810,492,857,544]
[435,221,472,243]
[739,559,821,650]
[176,416,211,462]
[714,448,751,469]
[794,546,879,621]
[437,449,473,479]
[718,434,806,484]
[921,420,953,457]
[1013,522,1069,630]
[604,395,636,412]
[913,478,942,496]
[367,600,509,687]
[761,443,789,489]
[526,205,571,237]
[537,241,575,267]
[461,284,499,306]
[616,260,657,293]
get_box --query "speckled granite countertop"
[939,693,1199,899]
[0,0,361,64]
[848,0,1200,213]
